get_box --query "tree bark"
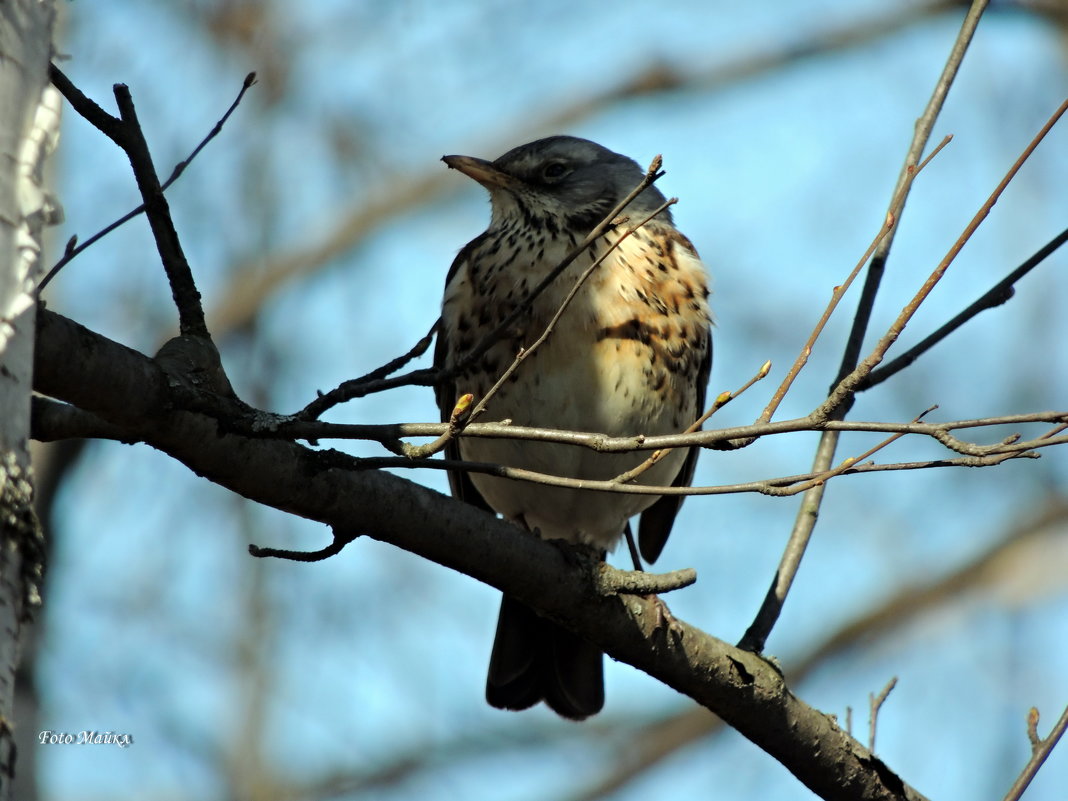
[0,1,58,795]
[32,309,931,801]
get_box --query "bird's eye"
[542,162,568,181]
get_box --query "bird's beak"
[442,155,520,190]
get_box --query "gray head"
[442,136,669,233]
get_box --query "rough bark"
[32,310,931,801]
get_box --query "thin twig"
[260,409,1068,454]
[248,535,351,562]
[757,211,896,423]
[314,441,1051,497]
[300,320,439,421]
[48,64,211,337]
[398,393,472,459]
[302,317,440,436]
[824,95,1068,417]
[1001,704,1068,801]
[49,403,1060,495]
[594,564,697,596]
[784,407,936,495]
[614,359,771,484]
[111,83,208,337]
[868,676,898,751]
[39,70,256,292]
[739,0,991,654]
[861,224,1068,390]
[757,134,950,425]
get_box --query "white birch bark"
[0,1,59,795]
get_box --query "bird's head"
[442,136,669,234]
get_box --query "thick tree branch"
[32,307,928,801]
[571,498,1068,801]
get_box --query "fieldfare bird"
[436,135,712,719]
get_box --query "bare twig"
[40,69,256,294]
[1002,704,1068,801]
[398,393,472,459]
[47,64,211,337]
[861,224,1068,390]
[41,402,1063,496]
[758,211,896,423]
[758,136,951,425]
[261,440,1051,498]
[868,676,898,751]
[299,318,440,443]
[594,564,697,596]
[239,410,1068,457]
[299,320,439,422]
[614,360,771,484]
[784,407,936,495]
[823,94,1068,418]
[248,535,350,562]
[739,0,991,654]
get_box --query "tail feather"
[486,595,603,720]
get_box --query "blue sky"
[36,2,1068,799]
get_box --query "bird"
[435,135,712,719]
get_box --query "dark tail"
[485,595,604,720]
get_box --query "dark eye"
[542,162,568,180]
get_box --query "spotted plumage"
[435,136,712,719]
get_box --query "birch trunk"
[0,1,59,795]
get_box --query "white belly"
[459,332,691,549]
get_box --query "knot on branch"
[155,335,234,399]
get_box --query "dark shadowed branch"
[32,307,931,801]
[860,223,1068,390]
[47,64,210,338]
[37,71,257,292]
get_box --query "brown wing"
[435,234,495,512]
[637,330,712,564]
